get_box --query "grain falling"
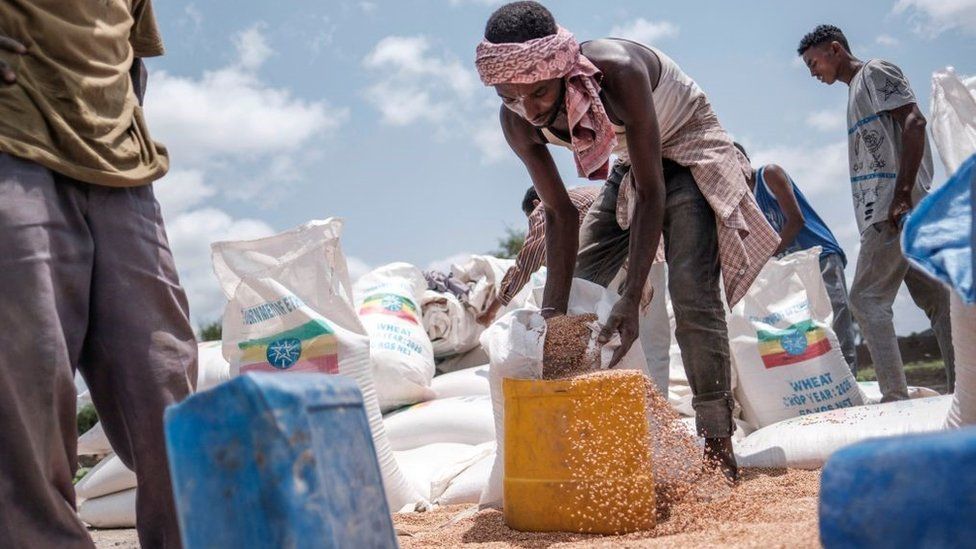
[542,314,599,379]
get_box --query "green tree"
[199,320,222,342]
[77,403,98,435]
[490,226,526,259]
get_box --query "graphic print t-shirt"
[846,59,933,233]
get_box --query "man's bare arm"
[887,102,926,227]
[499,106,577,317]
[761,164,805,254]
[597,58,665,365]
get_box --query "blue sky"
[143,0,976,331]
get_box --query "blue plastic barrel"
[164,373,398,548]
[820,427,976,548]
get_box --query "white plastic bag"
[946,294,976,428]
[355,263,436,412]
[211,218,421,510]
[930,67,976,174]
[736,396,952,469]
[479,278,648,507]
[728,248,864,428]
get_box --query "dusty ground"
[92,468,820,548]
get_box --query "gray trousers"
[576,161,734,438]
[849,221,954,401]
[0,153,197,549]
[820,253,858,375]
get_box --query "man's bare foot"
[703,437,739,482]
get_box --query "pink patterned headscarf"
[475,26,617,181]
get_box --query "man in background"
[735,142,858,374]
[798,24,954,400]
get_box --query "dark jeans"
[0,153,196,549]
[576,161,734,437]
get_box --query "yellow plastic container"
[503,370,656,534]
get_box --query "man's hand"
[0,36,27,85]
[888,188,912,229]
[476,297,503,326]
[598,295,640,368]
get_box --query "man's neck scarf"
[475,26,617,181]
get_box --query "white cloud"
[749,141,849,197]
[805,109,846,132]
[146,68,345,165]
[426,252,475,273]
[609,18,679,45]
[182,4,203,29]
[359,2,378,14]
[875,34,900,46]
[145,26,348,326]
[154,170,216,215]
[473,113,509,163]
[363,35,478,126]
[167,208,276,324]
[894,0,976,35]
[234,25,273,70]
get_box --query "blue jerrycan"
[820,426,976,549]
[165,372,398,549]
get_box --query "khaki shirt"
[0,1,168,187]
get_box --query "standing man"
[0,2,196,548]
[475,1,778,479]
[798,24,954,400]
[734,142,858,374]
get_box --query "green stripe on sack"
[238,319,334,350]
[756,319,817,342]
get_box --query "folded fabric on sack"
[450,255,515,314]
[384,395,495,452]
[211,218,422,510]
[355,263,437,412]
[422,290,483,358]
[423,270,470,304]
[735,396,952,469]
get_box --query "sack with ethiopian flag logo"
[728,247,865,429]
[354,263,437,412]
[211,218,424,511]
